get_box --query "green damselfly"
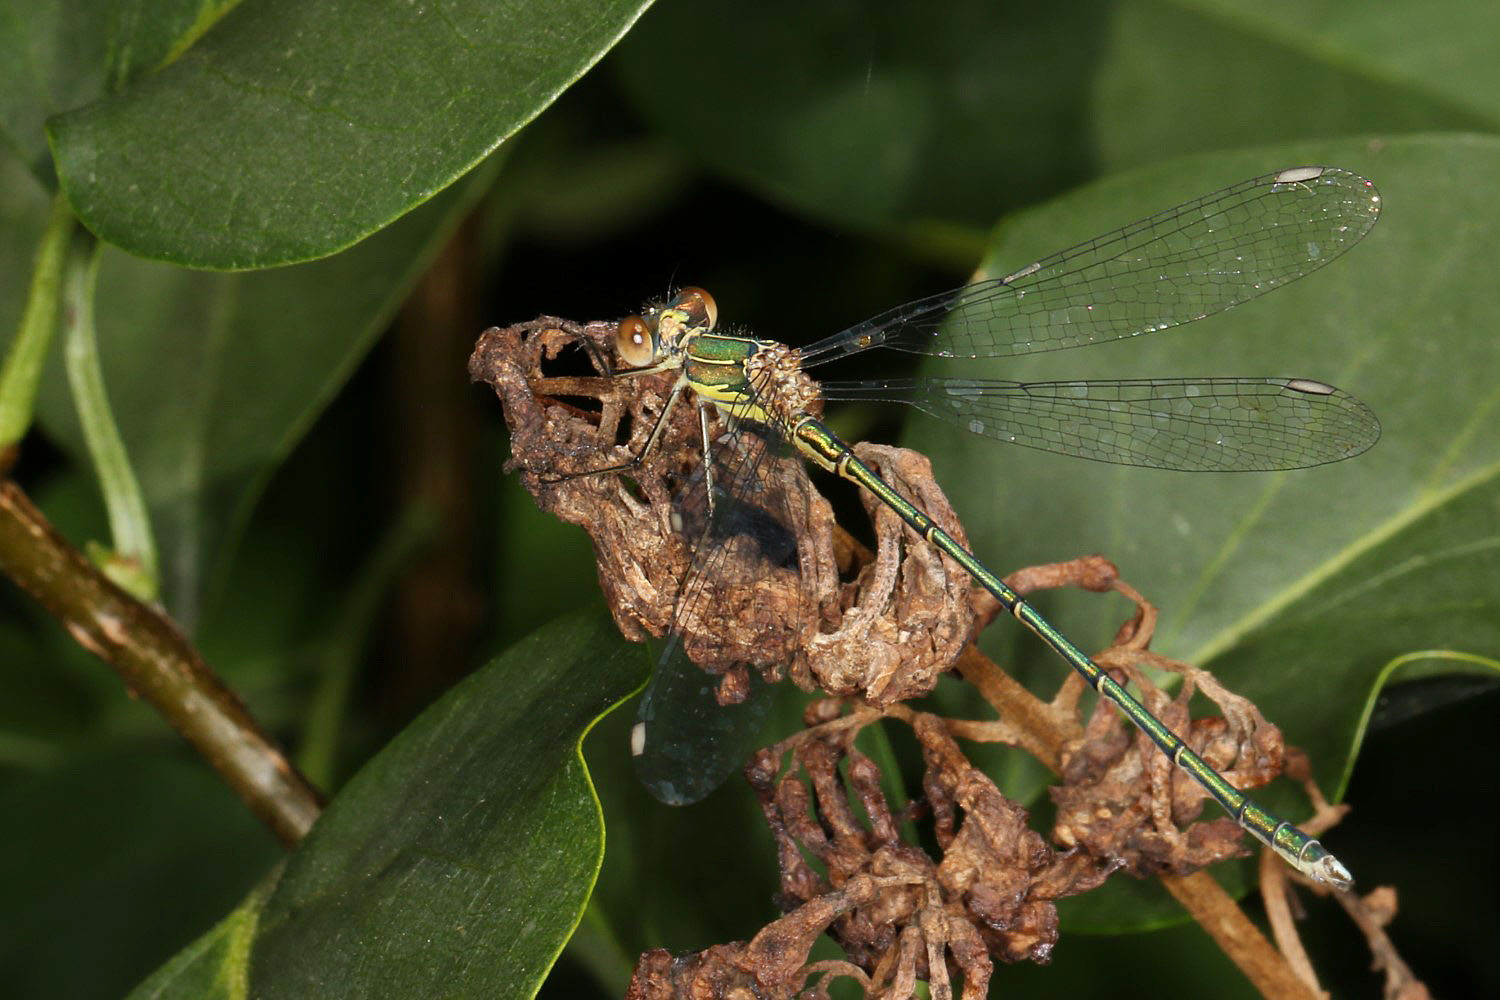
[599,166,1380,888]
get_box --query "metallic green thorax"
[675,324,1351,889]
[683,334,761,406]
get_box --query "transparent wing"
[821,376,1381,471]
[800,167,1380,368]
[633,638,775,805]
[632,416,808,805]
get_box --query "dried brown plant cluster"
[470,316,1427,1000]
[469,316,970,707]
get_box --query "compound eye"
[672,286,718,331]
[616,315,655,367]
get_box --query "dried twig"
[0,481,321,845]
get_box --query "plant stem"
[0,191,75,457]
[1162,873,1319,1000]
[62,229,160,597]
[0,480,322,845]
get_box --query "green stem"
[61,230,160,598]
[0,191,76,454]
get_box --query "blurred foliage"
[1,0,1498,997]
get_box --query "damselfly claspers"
[589,166,1381,888]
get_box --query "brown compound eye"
[671,286,718,331]
[616,315,656,367]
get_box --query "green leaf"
[47,0,656,268]
[1214,475,1500,802]
[905,135,1500,929]
[0,0,225,186]
[245,611,646,998]
[615,0,1489,240]
[33,154,500,624]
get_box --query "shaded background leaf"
[615,0,1489,242]
[0,745,281,998]
[247,611,645,998]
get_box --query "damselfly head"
[616,287,717,367]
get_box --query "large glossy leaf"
[47,0,656,268]
[30,155,498,624]
[615,0,1490,239]
[901,135,1500,928]
[0,0,222,186]
[123,611,644,998]
[243,611,645,998]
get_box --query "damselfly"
[589,166,1380,888]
